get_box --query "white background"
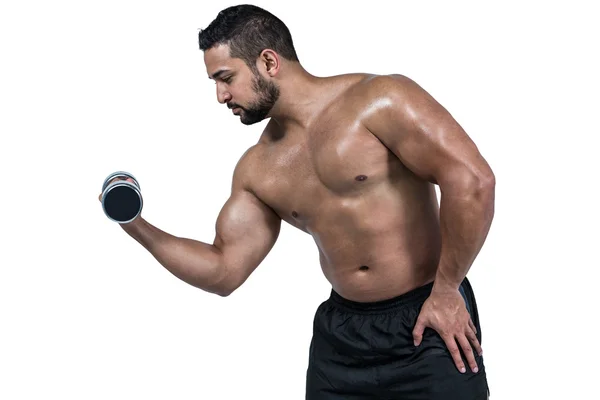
[1,1,598,399]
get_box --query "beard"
[234,73,280,125]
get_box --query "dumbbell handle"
[102,171,140,192]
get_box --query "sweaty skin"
[238,74,443,302]
[201,37,495,305]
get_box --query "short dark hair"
[198,5,299,72]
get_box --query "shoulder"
[333,73,432,120]
[232,144,261,184]
[354,74,446,132]
[356,73,428,103]
[230,142,268,197]
[323,72,425,98]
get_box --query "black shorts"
[306,277,490,399]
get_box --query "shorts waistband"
[328,281,435,314]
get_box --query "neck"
[267,65,326,130]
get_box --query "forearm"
[120,217,229,296]
[433,178,495,292]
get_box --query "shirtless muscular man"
[104,5,495,399]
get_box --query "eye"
[222,76,233,84]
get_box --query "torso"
[249,73,441,302]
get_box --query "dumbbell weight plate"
[101,172,143,224]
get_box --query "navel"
[355,175,368,182]
[291,211,298,218]
[359,265,369,271]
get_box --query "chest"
[253,121,406,225]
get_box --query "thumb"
[412,317,426,346]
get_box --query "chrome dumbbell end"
[102,171,141,192]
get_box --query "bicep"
[213,187,281,292]
[366,75,494,187]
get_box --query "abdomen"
[311,179,441,302]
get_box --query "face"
[205,44,280,125]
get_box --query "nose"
[216,84,231,104]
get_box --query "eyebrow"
[208,69,230,80]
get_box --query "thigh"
[305,330,379,400]
[305,303,379,399]
[306,366,377,400]
[380,346,489,400]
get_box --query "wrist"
[120,216,145,233]
[432,274,461,294]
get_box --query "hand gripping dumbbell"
[101,171,143,224]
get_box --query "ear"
[257,49,280,77]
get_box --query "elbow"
[215,280,240,297]
[209,280,235,297]
[446,169,495,196]
[443,169,495,214]
[440,167,496,222]
[471,170,496,219]
[481,168,496,190]
[215,276,238,297]
[480,169,495,199]
[219,271,247,297]
[211,267,241,298]
[205,251,239,297]
[465,165,495,195]
[476,171,495,198]
[467,161,495,191]
[208,279,235,297]
[468,172,495,207]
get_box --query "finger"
[457,333,478,373]
[412,319,426,346]
[466,327,483,356]
[469,319,477,335]
[109,177,124,185]
[442,335,466,373]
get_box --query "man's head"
[199,5,299,125]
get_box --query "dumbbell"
[101,171,143,224]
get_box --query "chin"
[240,118,262,126]
[240,114,267,125]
